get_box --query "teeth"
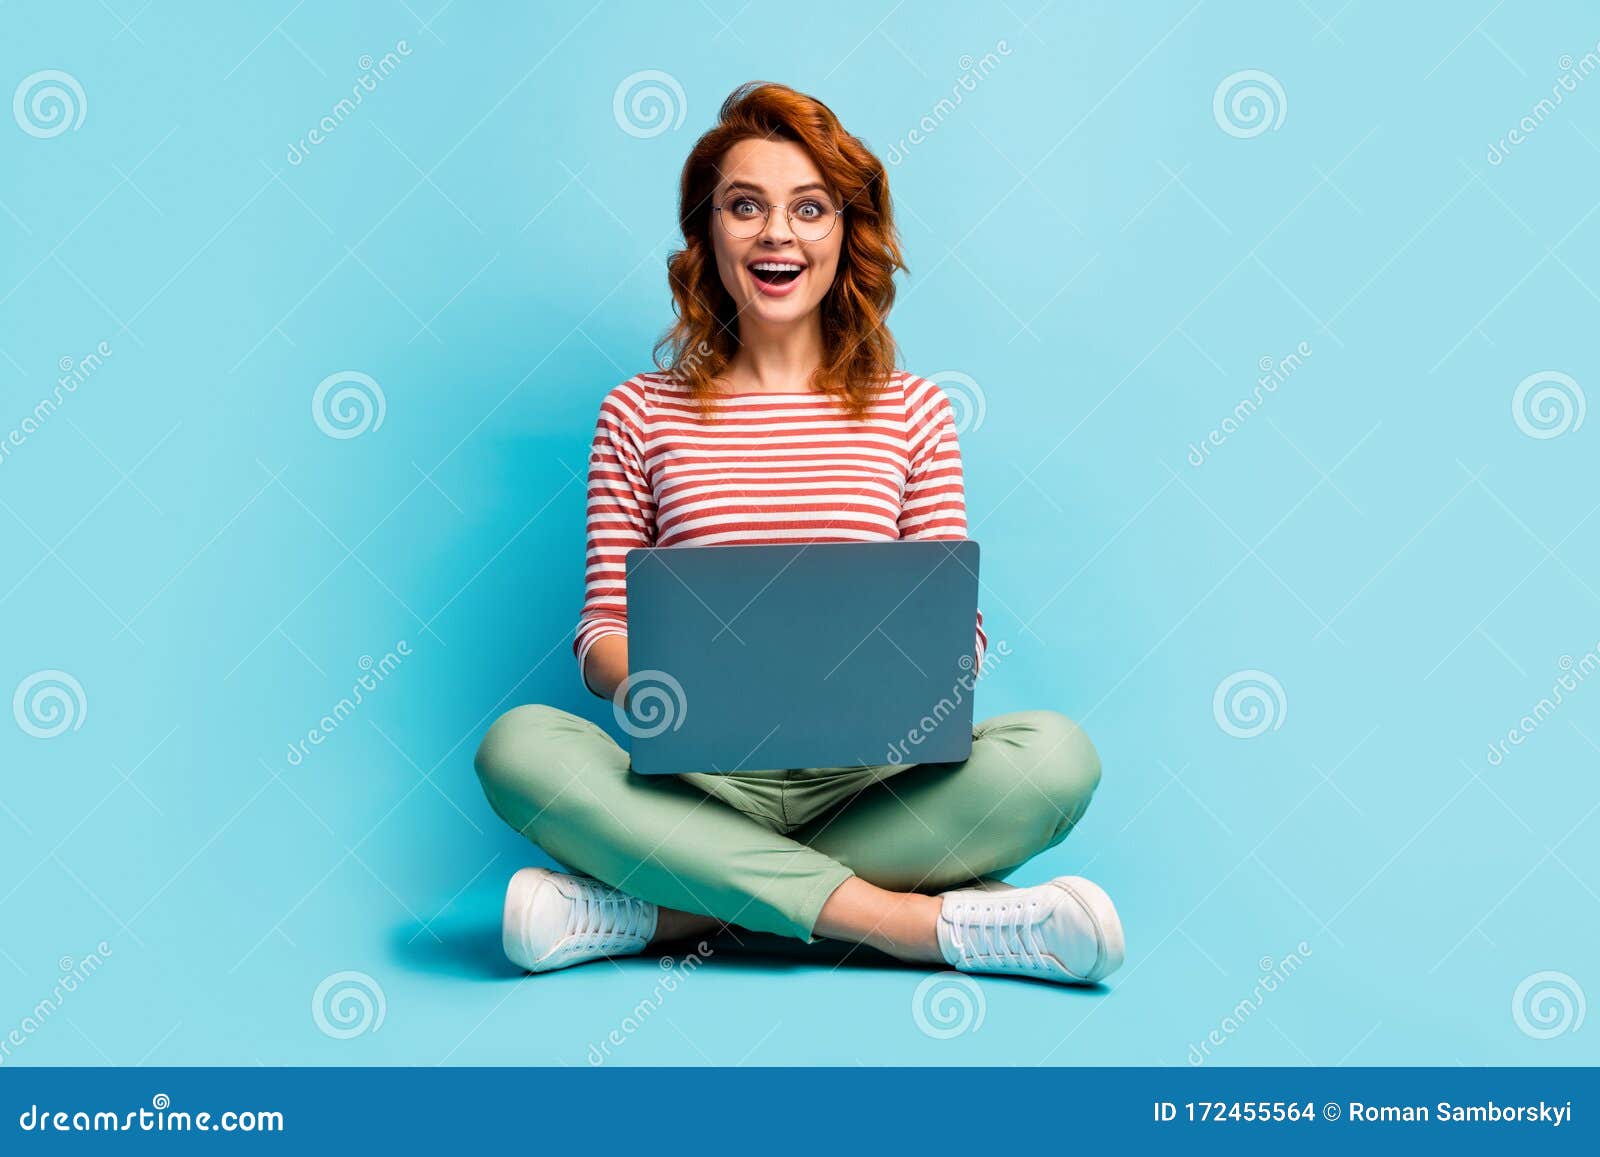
[751,262,803,272]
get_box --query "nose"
[758,205,795,244]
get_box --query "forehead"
[716,137,826,193]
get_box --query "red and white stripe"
[575,369,986,689]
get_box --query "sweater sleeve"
[899,380,988,671]
[573,388,655,694]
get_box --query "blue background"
[3,1,1597,1066]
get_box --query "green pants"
[473,704,1102,942]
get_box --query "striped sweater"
[574,370,986,692]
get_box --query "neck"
[725,317,825,393]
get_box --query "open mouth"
[748,260,805,289]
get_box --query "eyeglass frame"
[712,195,844,241]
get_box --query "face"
[709,137,844,336]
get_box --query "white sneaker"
[967,876,1018,892]
[936,875,1125,984]
[501,868,659,973]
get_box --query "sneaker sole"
[1049,875,1126,983]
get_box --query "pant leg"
[790,709,1102,894]
[472,704,854,942]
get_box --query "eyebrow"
[719,180,832,198]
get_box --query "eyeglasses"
[713,194,843,242]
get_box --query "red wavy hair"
[653,81,906,421]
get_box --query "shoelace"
[952,898,1045,967]
[568,883,652,947]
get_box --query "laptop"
[619,539,980,775]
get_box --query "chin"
[748,296,814,322]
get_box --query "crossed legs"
[473,703,1102,962]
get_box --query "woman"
[474,82,1125,985]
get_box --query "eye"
[793,200,825,220]
[729,196,763,217]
